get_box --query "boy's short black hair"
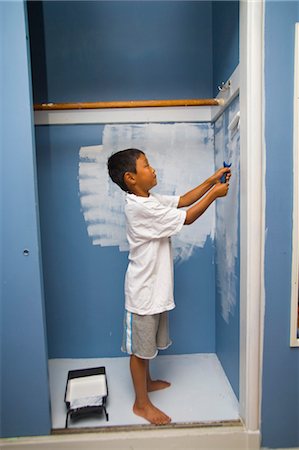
[107,148,145,192]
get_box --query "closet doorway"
[28,0,264,443]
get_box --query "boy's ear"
[124,171,136,188]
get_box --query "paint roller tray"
[64,366,109,428]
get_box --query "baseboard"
[1,425,260,450]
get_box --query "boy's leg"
[145,360,171,392]
[145,311,172,391]
[130,355,171,425]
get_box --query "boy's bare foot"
[147,379,171,392]
[133,401,171,425]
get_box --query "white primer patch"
[79,144,128,251]
[79,123,215,261]
[214,99,240,322]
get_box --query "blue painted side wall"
[0,1,51,438]
[262,1,299,447]
[212,1,239,97]
[35,125,216,358]
[27,1,213,102]
[214,97,240,399]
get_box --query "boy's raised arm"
[178,167,231,208]
[184,182,229,225]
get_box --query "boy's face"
[133,154,157,193]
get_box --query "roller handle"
[220,161,232,183]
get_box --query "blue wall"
[27,0,239,360]
[27,1,214,102]
[27,1,239,102]
[262,1,299,447]
[212,1,239,97]
[0,1,51,438]
[35,125,216,358]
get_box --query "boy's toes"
[152,409,171,425]
[133,402,171,425]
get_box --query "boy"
[107,148,230,426]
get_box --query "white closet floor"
[48,353,239,430]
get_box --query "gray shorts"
[121,310,172,359]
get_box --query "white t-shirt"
[124,193,186,315]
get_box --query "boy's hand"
[184,179,230,224]
[210,167,231,184]
[213,181,230,198]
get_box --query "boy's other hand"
[211,167,231,184]
[213,181,229,198]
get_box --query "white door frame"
[239,0,265,433]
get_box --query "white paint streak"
[214,99,240,323]
[79,144,128,251]
[79,123,215,261]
